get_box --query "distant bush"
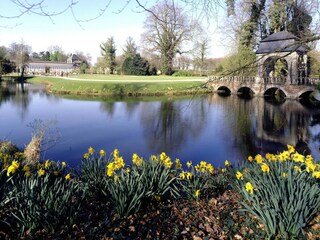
[172,70,194,77]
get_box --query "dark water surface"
[1,82,320,168]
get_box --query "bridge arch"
[264,87,286,98]
[217,86,231,95]
[296,88,315,99]
[237,86,254,96]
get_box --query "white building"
[26,54,81,75]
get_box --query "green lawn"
[63,74,206,81]
[27,75,210,96]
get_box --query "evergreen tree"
[122,54,155,76]
[100,37,117,74]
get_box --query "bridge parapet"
[207,76,256,83]
[207,75,320,86]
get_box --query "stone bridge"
[206,76,320,99]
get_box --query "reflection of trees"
[213,95,257,158]
[209,94,318,158]
[99,101,116,116]
[0,85,11,106]
[140,98,207,154]
[0,82,31,119]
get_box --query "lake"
[1,81,320,168]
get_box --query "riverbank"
[27,75,211,96]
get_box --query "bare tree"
[8,40,31,81]
[142,0,198,75]
[0,0,223,25]
[193,36,210,75]
[122,37,138,58]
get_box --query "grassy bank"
[27,75,210,96]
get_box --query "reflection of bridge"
[206,76,319,99]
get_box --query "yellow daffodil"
[248,156,253,162]
[44,160,52,169]
[24,171,31,177]
[224,160,230,166]
[83,153,89,159]
[245,182,254,194]
[195,189,200,198]
[7,161,20,176]
[106,162,114,177]
[99,149,106,157]
[132,153,143,166]
[293,165,302,172]
[179,172,186,180]
[186,172,193,180]
[287,144,295,153]
[23,165,30,172]
[113,149,119,158]
[88,147,95,154]
[175,159,182,169]
[38,169,45,177]
[312,171,320,179]
[221,168,226,173]
[292,153,305,163]
[54,171,59,176]
[186,161,192,168]
[206,164,214,174]
[62,162,66,167]
[65,173,71,180]
[261,163,270,173]
[236,171,244,180]
[255,154,264,164]
[7,165,17,176]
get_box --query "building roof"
[28,61,74,68]
[260,31,297,42]
[256,31,307,54]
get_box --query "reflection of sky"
[309,124,320,160]
[2,87,320,168]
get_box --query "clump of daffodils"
[234,144,320,239]
[106,149,125,177]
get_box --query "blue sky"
[0,0,228,63]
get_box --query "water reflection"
[1,81,320,167]
[140,98,207,153]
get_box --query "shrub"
[233,145,320,239]
[172,70,194,77]
[122,54,155,76]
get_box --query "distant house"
[26,54,81,75]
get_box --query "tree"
[7,41,31,81]
[123,37,138,59]
[216,45,256,76]
[193,37,210,75]
[39,51,50,61]
[142,0,197,75]
[122,54,155,76]
[100,37,117,74]
[0,46,14,75]
[48,46,67,62]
